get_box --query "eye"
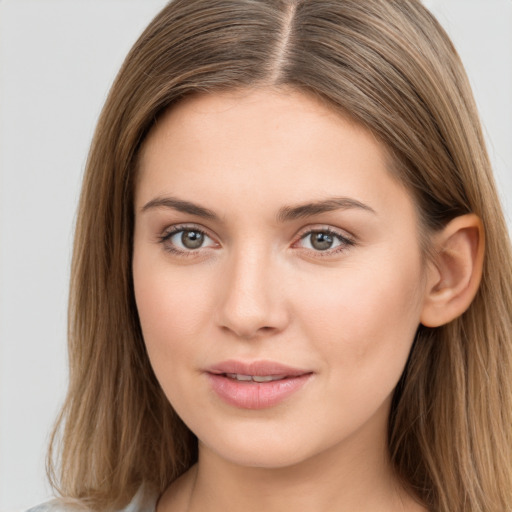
[297,228,354,253]
[160,226,217,253]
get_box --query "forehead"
[135,88,414,223]
[140,88,390,166]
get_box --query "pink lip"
[205,360,313,410]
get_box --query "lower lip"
[206,373,312,409]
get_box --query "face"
[133,88,428,469]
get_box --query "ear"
[420,214,485,328]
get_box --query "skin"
[133,88,433,511]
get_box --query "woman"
[37,0,512,511]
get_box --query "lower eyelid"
[159,226,219,254]
[157,225,354,256]
[294,229,355,254]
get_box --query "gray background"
[0,1,511,510]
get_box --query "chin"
[211,444,312,469]
[198,424,323,470]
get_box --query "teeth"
[225,373,286,382]
[252,375,285,382]
[235,374,252,381]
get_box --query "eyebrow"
[140,195,376,221]
[141,196,218,219]
[276,197,376,222]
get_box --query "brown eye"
[181,230,204,249]
[161,227,217,253]
[297,229,354,253]
[310,232,334,251]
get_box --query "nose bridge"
[217,241,287,338]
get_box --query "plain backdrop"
[0,1,511,510]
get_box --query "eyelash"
[158,224,355,257]
[295,227,355,257]
[158,224,217,257]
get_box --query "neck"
[158,403,426,512]
[191,446,405,512]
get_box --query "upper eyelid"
[161,223,214,238]
[158,224,219,251]
[293,225,357,254]
[159,226,218,256]
[295,224,355,241]
[158,223,355,248]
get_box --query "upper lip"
[206,360,311,377]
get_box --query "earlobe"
[420,214,485,328]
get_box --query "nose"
[216,247,290,340]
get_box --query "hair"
[47,1,512,511]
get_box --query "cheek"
[295,251,424,381]
[288,259,424,444]
[133,255,215,366]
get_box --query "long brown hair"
[48,1,512,510]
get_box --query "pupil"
[312,232,333,251]
[182,230,204,249]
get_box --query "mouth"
[222,373,289,382]
[205,360,313,409]
[207,359,310,378]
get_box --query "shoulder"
[25,502,80,512]
[25,487,158,512]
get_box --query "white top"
[26,487,158,512]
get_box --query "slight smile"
[205,360,314,410]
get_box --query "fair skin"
[132,88,483,512]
